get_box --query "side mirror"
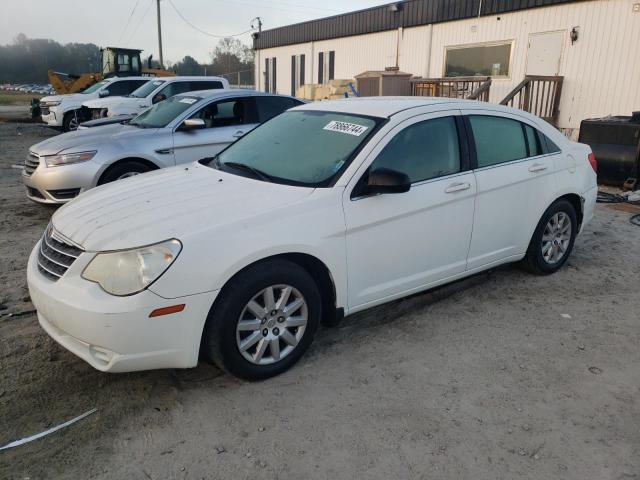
[98,89,110,98]
[181,118,205,131]
[152,93,166,104]
[364,167,411,195]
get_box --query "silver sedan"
[23,90,302,204]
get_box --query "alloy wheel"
[235,284,308,365]
[541,212,572,264]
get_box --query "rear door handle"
[232,130,245,139]
[529,163,548,172]
[444,182,471,193]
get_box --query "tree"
[173,55,204,76]
[207,38,254,85]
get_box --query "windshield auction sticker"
[323,121,369,136]
[179,98,198,104]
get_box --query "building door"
[526,31,564,76]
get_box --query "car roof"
[293,96,515,118]
[105,76,152,82]
[162,76,227,82]
[175,89,298,101]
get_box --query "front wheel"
[202,259,321,380]
[98,160,154,185]
[62,111,79,132]
[522,199,577,275]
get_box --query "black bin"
[578,112,640,187]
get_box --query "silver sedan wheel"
[541,212,572,264]
[236,284,308,365]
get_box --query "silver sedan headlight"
[82,239,182,296]
[44,150,97,167]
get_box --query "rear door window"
[256,96,302,122]
[468,115,528,168]
[523,124,542,157]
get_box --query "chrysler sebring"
[27,98,597,380]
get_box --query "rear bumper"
[580,185,597,233]
[27,241,219,372]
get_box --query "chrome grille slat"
[39,241,74,268]
[24,152,40,176]
[43,229,81,258]
[37,225,83,281]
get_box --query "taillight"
[588,152,597,173]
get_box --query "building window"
[444,42,512,78]
[291,54,305,96]
[318,51,334,84]
[265,57,277,93]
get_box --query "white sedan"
[27,97,598,380]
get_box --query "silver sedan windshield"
[129,96,200,128]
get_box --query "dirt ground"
[0,123,639,480]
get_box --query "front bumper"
[27,241,218,372]
[22,155,102,204]
[41,107,61,127]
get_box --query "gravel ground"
[0,123,639,480]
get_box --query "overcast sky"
[1,0,391,64]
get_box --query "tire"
[62,111,79,132]
[202,259,321,380]
[98,160,154,185]
[522,199,577,275]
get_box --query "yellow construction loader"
[48,47,174,95]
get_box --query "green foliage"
[0,34,101,83]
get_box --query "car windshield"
[129,96,200,128]
[129,80,165,98]
[214,110,381,186]
[81,80,110,94]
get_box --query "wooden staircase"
[500,75,564,126]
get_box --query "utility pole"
[156,0,164,69]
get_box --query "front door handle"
[444,182,471,193]
[232,130,245,139]
[155,147,173,155]
[529,163,548,173]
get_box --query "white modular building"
[253,0,640,138]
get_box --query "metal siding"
[254,0,592,50]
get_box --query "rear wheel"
[522,199,577,275]
[202,259,321,380]
[98,160,154,185]
[62,111,79,132]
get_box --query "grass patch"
[0,91,44,105]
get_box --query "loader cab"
[101,47,143,78]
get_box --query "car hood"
[30,123,159,156]
[82,96,137,109]
[51,163,315,251]
[41,93,93,104]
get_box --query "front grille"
[37,225,83,281]
[24,151,40,176]
[41,105,50,115]
[48,188,81,200]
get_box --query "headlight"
[43,100,61,107]
[44,150,97,167]
[82,239,182,296]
